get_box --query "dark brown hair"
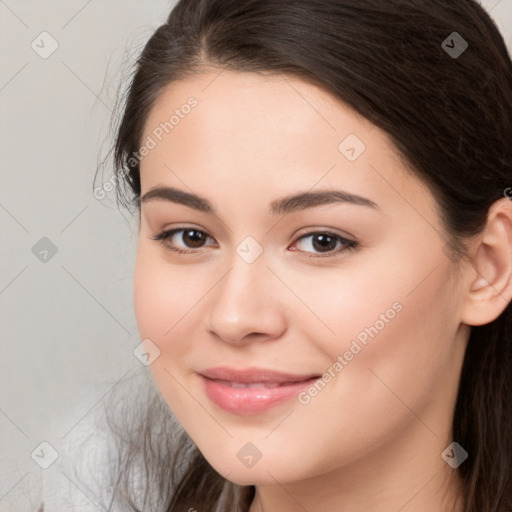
[100,0,512,510]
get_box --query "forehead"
[142,69,375,154]
[138,69,431,219]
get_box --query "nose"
[206,252,288,346]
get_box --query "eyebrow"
[139,185,379,215]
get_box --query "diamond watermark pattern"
[237,442,263,468]
[338,134,366,161]
[31,441,59,469]
[31,32,59,59]
[236,236,263,264]
[133,338,161,366]
[441,32,468,59]
[441,442,468,469]
[32,237,58,263]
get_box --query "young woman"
[102,0,512,510]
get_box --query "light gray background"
[1,1,511,510]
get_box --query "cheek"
[133,244,204,342]
[302,244,457,410]
[133,245,205,417]
[279,267,458,476]
[318,261,457,424]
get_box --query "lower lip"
[199,375,318,415]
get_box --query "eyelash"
[151,228,358,259]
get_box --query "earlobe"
[461,197,512,327]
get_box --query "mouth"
[198,367,321,415]
[199,366,320,383]
[216,381,292,389]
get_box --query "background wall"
[1,1,511,510]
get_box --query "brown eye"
[152,228,215,252]
[309,233,338,252]
[181,229,208,248]
[291,231,358,258]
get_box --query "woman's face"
[134,69,469,493]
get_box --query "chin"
[220,469,279,487]
[205,454,302,487]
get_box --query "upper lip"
[199,367,321,384]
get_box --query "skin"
[133,68,512,512]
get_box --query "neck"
[247,424,465,512]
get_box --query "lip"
[198,367,320,415]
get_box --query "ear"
[461,197,512,326]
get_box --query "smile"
[198,367,320,415]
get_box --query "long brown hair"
[99,1,512,510]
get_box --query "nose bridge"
[216,233,270,301]
[215,247,270,315]
[206,242,287,343]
